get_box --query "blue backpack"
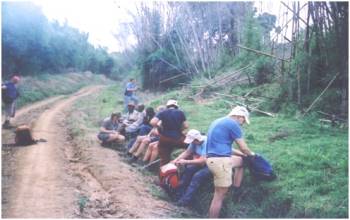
[244,154,277,181]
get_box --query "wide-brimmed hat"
[166,99,178,107]
[228,106,250,124]
[184,129,204,144]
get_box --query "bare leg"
[134,138,150,157]
[149,142,159,162]
[129,136,145,153]
[143,145,152,162]
[107,133,125,143]
[231,156,244,187]
[209,186,229,218]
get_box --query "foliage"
[14,72,111,108]
[2,2,117,79]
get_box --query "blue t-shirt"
[3,82,18,100]
[156,108,186,139]
[206,117,242,157]
[124,82,136,96]
[188,136,207,157]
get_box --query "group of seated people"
[97,99,247,211]
[97,100,217,207]
[97,102,166,165]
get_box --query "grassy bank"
[13,72,111,108]
[68,83,348,218]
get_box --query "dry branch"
[237,44,290,62]
[159,73,187,84]
[303,73,339,115]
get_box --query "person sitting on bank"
[97,112,125,145]
[128,126,160,163]
[142,140,159,166]
[172,129,212,207]
[120,102,142,139]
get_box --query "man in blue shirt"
[150,99,188,166]
[2,75,20,129]
[172,129,212,207]
[123,78,139,112]
[206,106,255,218]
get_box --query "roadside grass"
[14,72,111,108]
[145,87,348,218]
[67,83,348,218]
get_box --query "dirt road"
[2,86,193,218]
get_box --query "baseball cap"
[184,129,204,144]
[166,99,178,107]
[228,106,250,124]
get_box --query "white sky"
[32,0,137,53]
[30,0,306,53]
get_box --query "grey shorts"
[5,101,16,118]
[97,133,110,142]
[150,136,160,143]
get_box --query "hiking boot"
[101,141,110,147]
[128,155,138,163]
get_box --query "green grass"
[15,72,112,108]
[144,86,348,218]
[66,81,348,218]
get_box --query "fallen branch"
[159,73,187,84]
[317,111,347,122]
[249,107,275,117]
[213,92,264,102]
[237,44,289,62]
[303,73,339,116]
[222,99,275,117]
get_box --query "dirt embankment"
[2,86,195,218]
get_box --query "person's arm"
[126,83,137,92]
[176,156,206,166]
[100,126,116,134]
[233,149,246,157]
[150,117,160,128]
[182,121,189,131]
[172,149,192,163]
[235,138,255,156]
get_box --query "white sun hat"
[184,129,204,144]
[228,106,250,124]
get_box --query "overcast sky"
[31,0,307,53]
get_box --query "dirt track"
[2,86,193,218]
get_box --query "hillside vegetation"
[12,72,111,108]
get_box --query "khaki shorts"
[206,157,233,187]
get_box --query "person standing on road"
[123,78,139,112]
[150,99,188,166]
[2,75,20,129]
[206,106,255,218]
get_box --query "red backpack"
[159,163,179,195]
